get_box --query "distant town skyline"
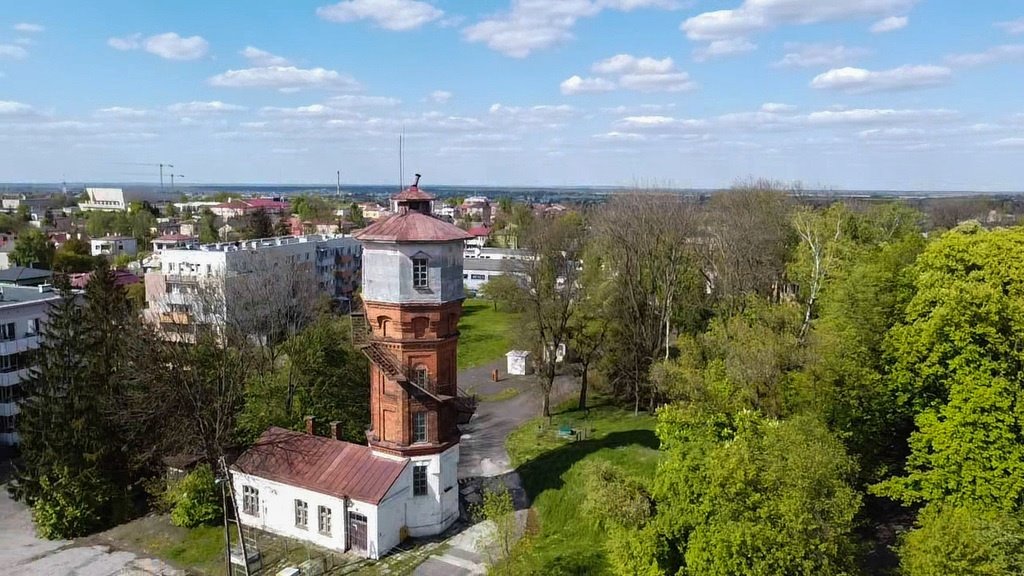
[1,1,1022,191]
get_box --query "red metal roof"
[467,225,490,237]
[355,211,473,243]
[245,198,290,209]
[232,427,407,505]
[69,270,141,289]
[393,185,435,202]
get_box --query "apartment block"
[0,285,63,446]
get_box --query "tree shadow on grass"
[514,429,659,509]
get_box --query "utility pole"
[336,170,341,197]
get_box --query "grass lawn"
[458,298,517,370]
[505,400,661,575]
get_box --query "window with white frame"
[242,485,259,516]
[294,499,308,529]
[412,257,428,289]
[413,462,429,496]
[413,365,429,388]
[412,412,427,443]
[318,505,332,535]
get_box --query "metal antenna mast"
[336,170,341,196]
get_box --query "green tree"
[647,408,861,576]
[874,224,1024,512]
[898,504,1024,576]
[9,281,133,538]
[237,315,369,443]
[11,229,55,269]
[348,202,366,228]
[0,213,24,233]
[167,464,222,528]
[198,209,219,243]
[246,208,274,239]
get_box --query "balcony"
[0,402,19,417]
[0,368,31,387]
[159,311,191,325]
[0,335,40,356]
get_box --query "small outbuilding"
[506,350,534,376]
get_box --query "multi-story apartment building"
[0,284,63,446]
[144,234,361,339]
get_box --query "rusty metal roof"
[393,184,435,202]
[232,427,407,505]
[355,211,473,243]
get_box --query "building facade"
[0,285,62,446]
[231,177,474,559]
[90,235,138,258]
[144,234,361,339]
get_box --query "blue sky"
[1,0,1023,190]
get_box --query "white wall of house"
[0,289,60,446]
[90,237,138,257]
[231,471,399,559]
[362,241,464,305]
[398,444,460,537]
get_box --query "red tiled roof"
[467,225,490,237]
[245,198,290,209]
[215,200,250,210]
[355,211,473,243]
[232,427,406,505]
[69,270,141,289]
[393,185,435,202]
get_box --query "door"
[347,512,368,554]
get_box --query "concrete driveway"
[0,489,181,576]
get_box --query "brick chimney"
[330,421,342,440]
[305,415,315,435]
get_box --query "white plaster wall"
[403,444,459,537]
[230,472,386,558]
[362,242,464,305]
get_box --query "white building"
[91,235,138,258]
[144,234,362,338]
[231,425,412,559]
[0,285,62,446]
[462,247,532,292]
[79,187,144,212]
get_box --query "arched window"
[377,316,391,338]
[412,254,429,289]
[413,364,429,388]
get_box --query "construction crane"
[114,162,175,190]
[170,174,184,192]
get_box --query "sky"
[1,0,1023,190]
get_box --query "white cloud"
[694,38,757,61]
[429,90,453,104]
[992,137,1024,148]
[810,65,951,93]
[489,103,575,128]
[13,23,44,33]
[13,38,34,46]
[241,46,291,67]
[168,101,247,114]
[208,66,360,92]
[871,15,908,33]
[327,94,401,107]
[996,18,1024,35]
[773,43,870,68]
[95,106,149,118]
[761,102,796,113]
[946,44,1024,67]
[564,54,696,94]
[316,0,443,31]
[560,75,616,95]
[805,108,957,125]
[0,45,29,59]
[682,0,916,56]
[613,115,707,133]
[144,33,208,60]
[107,34,142,51]
[0,100,36,117]
[108,32,208,60]
[464,0,675,57]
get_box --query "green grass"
[458,298,517,370]
[506,400,661,575]
[479,387,521,402]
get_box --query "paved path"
[0,489,182,576]
[414,360,575,576]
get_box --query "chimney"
[304,415,315,435]
[412,173,421,187]
[330,421,342,440]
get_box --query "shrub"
[579,460,652,529]
[168,464,222,528]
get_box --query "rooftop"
[355,211,473,243]
[232,427,407,505]
[0,284,63,306]
[0,266,53,284]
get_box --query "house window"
[413,463,429,496]
[1,322,15,341]
[412,257,428,289]
[294,499,308,529]
[413,366,429,388]
[412,412,427,443]
[318,505,332,535]
[242,485,259,517]
[470,274,486,280]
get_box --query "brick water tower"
[352,174,474,536]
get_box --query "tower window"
[413,463,429,496]
[413,365,429,388]
[413,412,427,443]
[412,257,428,289]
